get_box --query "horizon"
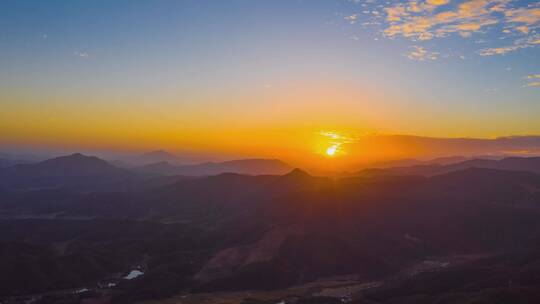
[4,133,540,174]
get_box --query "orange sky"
[3,79,539,170]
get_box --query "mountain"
[463,156,540,172]
[136,158,293,176]
[0,152,42,168]
[191,167,540,291]
[135,161,179,175]
[139,150,180,163]
[0,153,133,190]
[3,165,540,302]
[428,155,470,165]
[367,156,467,169]
[359,156,540,177]
[121,150,181,166]
[0,158,31,168]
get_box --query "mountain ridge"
[0,153,133,190]
[358,156,540,177]
[136,158,293,176]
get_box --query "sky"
[1,0,540,169]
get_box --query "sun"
[326,145,338,157]
[320,130,349,158]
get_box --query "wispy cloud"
[427,0,450,5]
[345,0,540,58]
[478,44,525,56]
[382,0,506,41]
[74,51,89,59]
[505,7,540,25]
[319,131,356,156]
[344,14,358,24]
[406,45,439,60]
[524,74,540,87]
[478,33,540,55]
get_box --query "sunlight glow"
[320,130,352,158]
[326,145,338,156]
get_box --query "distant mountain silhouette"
[284,168,310,178]
[120,150,181,166]
[359,156,540,177]
[140,150,180,162]
[269,168,330,192]
[367,156,468,169]
[0,157,30,168]
[136,158,292,176]
[0,152,41,168]
[0,153,132,190]
[136,161,178,175]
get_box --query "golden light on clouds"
[319,131,353,158]
[378,0,540,55]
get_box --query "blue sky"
[1,0,538,94]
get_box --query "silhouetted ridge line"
[358,156,540,177]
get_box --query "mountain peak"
[141,150,176,158]
[133,150,180,165]
[39,153,111,168]
[285,168,311,178]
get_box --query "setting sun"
[326,145,338,157]
[320,131,349,158]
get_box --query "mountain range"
[135,158,292,176]
[119,150,182,166]
[0,153,293,191]
[2,153,540,303]
[359,156,540,177]
[0,153,133,190]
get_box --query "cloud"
[385,5,409,22]
[344,14,358,24]
[426,0,450,6]
[346,135,540,160]
[478,44,525,56]
[505,7,540,25]
[382,0,506,41]
[515,25,529,34]
[74,51,89,59]
[348,0,540,58]
[525,82,540,87]
[406,45,439,60]
[478,33,540,56]
[524,74,540,87]
[319,131,356,156]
